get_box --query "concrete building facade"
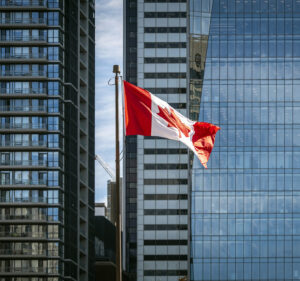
[124,0,189,280]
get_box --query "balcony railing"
[0,54,48,60]
[0,124,47,130]
[0,159,60,167]
[0,87,47,95]
[0,249,59,256]
[0,71,47,77]
[0,0,46,6]
[0,18,47,25]
[0,35,46,42]
[0,214,59,221]
[0,140,47,147]
[0,266,59,274]
[0,35,63,44]
[1,179,47,185]
[0,231,59,239]
[0,196,59,203]
[0,105,47,112]
[0,0,60,8]
[0,159,47,166]
[0,140,61,147]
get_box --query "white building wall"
[136,0,188,280]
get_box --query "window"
[144,42,186,48]
[144,57,186,63]
[144,163,188,170]
[144,12,186,18]
[145,88,186,94]
[144,240,187,245]
[144,179,188,185]
[47,29,60,43]
[144,27,186,33]
[47,117,59,130]
[144,270,188,276]
[144,255,187,261]
[47,64,59,78]
[144,194,187,200]
[144,148,188,154]
[144,224,188,230]
[144,73,186,79]
[47,12,59,26]
[144,209,188,215]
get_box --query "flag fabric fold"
[123,80,220,168]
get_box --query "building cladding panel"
[0,1,95,281]
[125,0,188,280]
[191,0,300,281]
[124,0,138,280]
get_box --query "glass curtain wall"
[190,1,300,280]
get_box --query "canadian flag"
[123,81,220,168]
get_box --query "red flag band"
[123,81,220,168]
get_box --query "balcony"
[0,266,59,274]
[0,159,47,166]
[0,105,47,112]
[0,159,60,167]
[80,18,87,32]
[0,70,48,78]
[0,18,47,25]
[0,87,47,95]
[0,0,47,7]
[0,214,60,222]
[80,2,88,18]
[0,249,59,256]
[0,35,63,45]
[0,35,46,42]
[80,225,87,238]
[0,53,48,60]
[0,140,48,147]
[0,123,47,130]
[0,140,61,149]
[0,196,57,204]
[0,231,59,239]
[0,179,47,186]
[0,0,61,8]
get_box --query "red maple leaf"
[157,105,191,138]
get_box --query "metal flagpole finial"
[113,65,121,74]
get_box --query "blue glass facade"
[190,0,300,280]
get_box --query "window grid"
[191,1,300,280]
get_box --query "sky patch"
[95,0,123,204]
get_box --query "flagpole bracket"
[108,77,115,86]
[108,76,123,86]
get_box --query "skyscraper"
[125,0,300,280]
[124,0,189,280]
[190,1,300,280]
[0,1,95,280]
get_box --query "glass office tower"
[0,1,95,280]
[190,0,300,280]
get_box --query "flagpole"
[113,65,122,281]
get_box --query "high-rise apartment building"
[0,1,95,281]
[190,1,300,281]
[124,0,189,280]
